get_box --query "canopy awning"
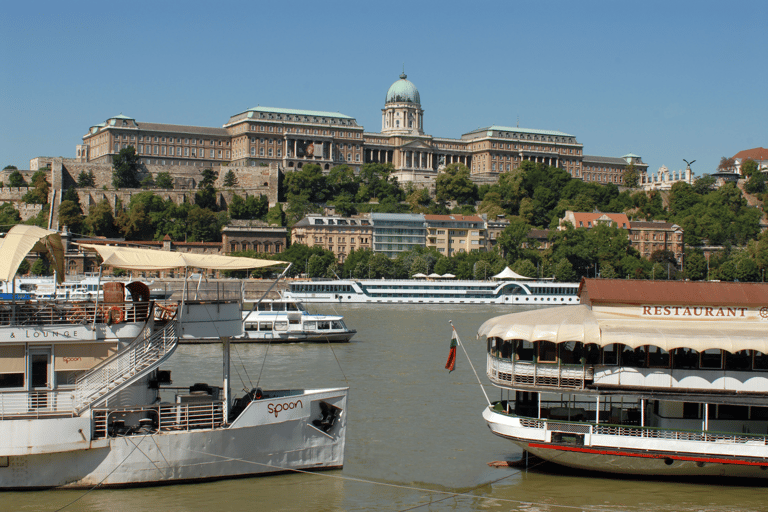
[493,267,533,280]
[477,304,768,353]
[0,225,65,283]
[78,244,285,271]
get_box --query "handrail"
[73,315,179,413]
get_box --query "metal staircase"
[73,320,179,414]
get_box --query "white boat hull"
[483,408,768,479]
[0,388,347,489]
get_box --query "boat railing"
[499,407,768,447]
[0,299,152,326]
[91,400,225,439]
[488,355,594,389]
[0,390,75,419]
[73,317,178,413]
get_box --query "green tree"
[511,258,537,278]
[435,163,478,204]
[112,146,141,188]
[199,169,218,189]
[0,203,21,228]
[8,170,26,187]
[741,159,759,177]
[195,185,218,210]
[718,156,736,173]
[85,199,118,237]
[140,175,155,189]
[3,165,17,170]
[58,200,84,233]
[22,170,50,204]
[622,162,639,188]
[496,218,533,263]
[223,170,238,187]
[266,203,286,226]
[683,249,707,280]
[30,258,52,276]
[553,258,577,282]
[77,170,96,188]
[155,172,174,189]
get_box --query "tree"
[683,249,707,280]
[30,258,52,276]
[496,218,533,263]
[554,258,577,282]
[511,258,537,278]
[3,165,17,170]
[195,185,218,210]
[0,203,21,228]
[58,200,84,234]
[266,203,285,226]
[199,169,218,189]
[77,170,96,188]
[622,162,640,188]
[155,172,174,189]
[435,163,478,204]
[85,199,118,237]
[22,170,50,204]
[223,170,238,188]
[741,159,759,177]
[718,156,736,173]
[8,170,25,187]
[140,175,155,189]
[112,146,141,188]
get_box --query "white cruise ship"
[285,278,580,305]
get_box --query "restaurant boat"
[238,299,356,343]
[478,278,768,478]
[0,226,348,489]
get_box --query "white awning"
[492,267,533,280]
[78,244,285,271]
[0,225,65,283]
[477,305,768,353]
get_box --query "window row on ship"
[487,338,768,372]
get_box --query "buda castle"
[75,73,645,189]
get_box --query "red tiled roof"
[579,278,768,307]
[424,214,483,222]
[569,212,629,228]
[733,147,768,162]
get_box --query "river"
[4,304,768,511]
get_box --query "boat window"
[754,351,768,371]
[647,346,670,368]
[55,370,84,388]
[672,348,698,369]
[0,344,24,388]
[259,322,272,331]
[699,349,723,369]
[559,341,582,365]
[487,337,497,357]
[274,321,288,331]
[331,321,344,330]
[272,303,285,312]
[257,303,270,311]
[620,345,647,368]
[683,402,701,419]
[725,350,751,371]
[537,341,558,363]
[245,323,257,331]
[317,322,330,330]
[515,340,534,362]
[601,344,618,365]
[751,406,768,420]
[717,404,748,420]
[304,321,316,330]
[499,339,514,360]
[286,303,300,311]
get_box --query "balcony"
[488,355,594,389]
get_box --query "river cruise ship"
[285,278,579,305]
[478,278,768,478]
[0,226,347,489]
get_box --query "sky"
[1,0,766,178]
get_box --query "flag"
[445,330,458,372]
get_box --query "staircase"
[73,320,179,414]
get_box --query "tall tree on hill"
[622,162,639,188]
[112,146,141,189]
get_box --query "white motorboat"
[0,226,348,488]
[237,299,356,343]
[478,278,768,478]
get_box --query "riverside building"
[76,74,641,188]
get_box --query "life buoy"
[106,306,125,324]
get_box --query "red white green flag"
[445,330,458,372]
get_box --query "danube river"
[5,304,768,511]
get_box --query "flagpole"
[450,320,491,407]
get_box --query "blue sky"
[2,0,766,179]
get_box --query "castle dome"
[385,73,420,105]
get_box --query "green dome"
[385,73,420,105]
